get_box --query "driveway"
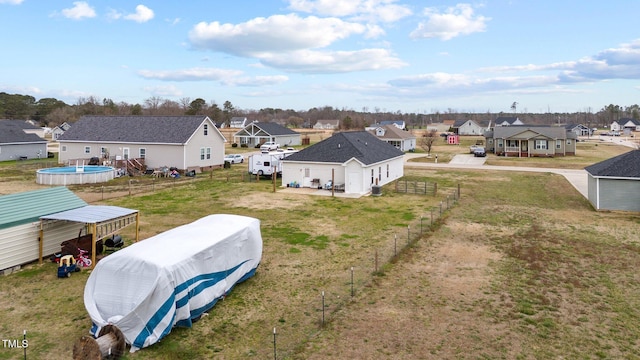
[404,154,588,199]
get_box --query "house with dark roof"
[611,118,640,132]
[368,125,416,151]
[484,126,577,157]
[281,131,405,195]
[232,122,301,148]
[0,121,48,161]
[495,117,524,126]
[51,121,71,140]
[452,119,486,135]
[584,150,640,211]
[57,116,226,172]
[229,117,248,128]
[565,123,593,137]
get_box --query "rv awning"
[40,205,137,223]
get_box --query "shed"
[584,150,640,211]
[0,187,139,272]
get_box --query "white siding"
[0,221,80,270]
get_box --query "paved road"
[404,154,588,198]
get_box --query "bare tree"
[420,129,438,155]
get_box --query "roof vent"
[338,143,341,148]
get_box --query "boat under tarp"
[83,214,262,352]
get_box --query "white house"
[233,122,301,148]
[229,117,248,128]
[313,119,340,130]
[495,117,524,126]
[51,122,71,140]
[452,119,485,135]
[57,115,227,172]
[368,125,416,151]
[611,118,640,132]
[281,131,405,195]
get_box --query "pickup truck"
[260,141,280,152]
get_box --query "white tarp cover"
[84,214,262,352]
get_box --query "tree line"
[0,92,637,130]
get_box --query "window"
[386,164,389,178]
[497,140,503,148]
[101,147,108,157]
[371,169,374,184]
[206,147,211,160]
[200,147,205,160]
[203,124,208,136]
[61,145,67,152]
[535,140,547,150]
[84,146,91,154]
[139,148,146,159]
[378,166,382,181]
[556,140,562,149]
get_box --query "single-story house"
[495,117,524,126]
[565,123,593,136]
[452,119,486,135]
[51,122,71,140]
[368,125,416,151]
[585,150,640,211]
[281,131,405,195]
[0,187,139,272]
[313,119,340,130]
[229,117,248,128]
[0,121,48,161]
[1,119,45,138]
[57,115,226,172]
[611,118,640,132]
[484,126,577,157]
[233,122,301,148]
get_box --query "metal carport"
[39,205,139,268]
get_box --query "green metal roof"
[0,187,88,229]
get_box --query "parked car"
[224,154,244,164]
[473,147,487,157]
[260,141,280,152]
[469,144,482,153]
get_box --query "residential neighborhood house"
[565,123,593,137]
[313,119,340,130]
[57,115,226,173]
[233,122,301,148]
[281,131,405,195]
[0,120,48,161]
[51,122,71,140]
[610,118,640,133]
[229,117,248,128]
[452,119,486,136]
[495,117,524,126]
[484,126,577,157]
[585,150,640,212]
[368,124,416,152]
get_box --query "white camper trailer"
[83,214,263,352]
[248,149,297,177]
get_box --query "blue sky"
[1,0,640,114]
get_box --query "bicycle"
[76,248,92,268]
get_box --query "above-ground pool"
[36,166,116,185]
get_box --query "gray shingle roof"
[0,121,46,144]
[492,126,577,139]
[251,122,299,136]
[58,116,213,144]
[284,131,405,165]
[585,150,640,178]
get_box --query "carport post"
[38,221,44,264]
[91,223,97,269]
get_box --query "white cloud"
[124,4,154,23]
[0,0,24,4]
[61,1,96,20]
[225,75,289,86]
[287,0,412,23]
[138,67,243,82]
[410,3,489,40]
[260,48,406,73]
[189,14,369,56]
[143,85,182,97]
